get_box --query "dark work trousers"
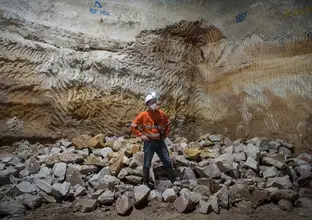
[143,139,172,170]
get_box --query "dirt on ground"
[4,197,312,220]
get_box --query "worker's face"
[147,98,157,110]
[156,100,161,110]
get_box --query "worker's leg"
[143,141,155,188]
[154,140,175,183]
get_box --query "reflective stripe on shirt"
[143,133,160,138]
[143,125,162,130]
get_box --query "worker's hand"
[140,135,150,141]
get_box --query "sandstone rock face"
[0,0,311,154]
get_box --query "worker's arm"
[163,113,171,137]
[131,113,143,137]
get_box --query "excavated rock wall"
[0,0,312,151]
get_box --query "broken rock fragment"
[38,191,57,204]
[271,189,299,202]
[134,185,150,205]
[278,199,293,212]
[59,153,84,164]
[88,167,110,187]
[35,179,61,198]
[88,133,106,148]
[229,183,252,203]
[195,164,221,178]
[74,185,86,197]
[76,199,97,213]
[173,195,197,213]
[109,151,129,176]
[35,179,53,194]
[209,134,222,142]
[16,181,37,194]
[52,182,70,197]
[263,166,278,179]
[250,189,270,207]
[15,194,42,209]
[297,153,312,163]
[148,190,162,201]
[72,135,92,150]
[75,164,97,174]
[129,152,144,168]
[101,147,113,158]
[245,144,260,160]
[193,185,212,197]
[45,155,60,167]
[266,176,292,189]
[117,167,129,179]
[182,167,197,180]
[197,178,221,194]
[89,172,120,191]
[77,148,89,156]
[233,152,247,162]
[155,180,173,193]
[84,155,107,167]
[198,200,210,214]
[57,139,72,148]
[91,189,104,199]
[98,189,115,205]
[25,157,40,174]
[162,188,177,202]
[215,186,229,209]
[184,148,201,160]
[116,194,133,215]
[0,196,26,216]
[245,157,259,171]
[66,166,84,187]
[36,164,52,178]
[52,162,67,181]
[208,196,219,214]
[262,156,287,169]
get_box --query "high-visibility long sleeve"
[131,113,143,137]
[163,114,171,136]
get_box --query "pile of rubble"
[0,133,311,217]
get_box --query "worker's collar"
[147,109,159,113]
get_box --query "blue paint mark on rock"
[94,0,102,8]
[90,8,97,14]
[236,11,248,23]
[89,0,110,16]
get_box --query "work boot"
[143,169,154,189]
[167,167,176,184]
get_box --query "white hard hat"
[145,94,156,105]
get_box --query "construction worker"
[131,93,175,188]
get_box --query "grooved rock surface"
[0,0,312,152]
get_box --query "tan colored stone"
[200,149,216,159]
[88,133,105,148]
[45,155,60,167]
[109,151,129,176]
[59,153,85,163]
[125,144,141,157]
[198,133,210,141]
[107,152,118,161]
[72,135,91,150]
[84,155,107,167]
[105,141,114,148]
[184,148,202,160]
[129,144,141,154]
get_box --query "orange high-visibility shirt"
[131,110,171,140]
